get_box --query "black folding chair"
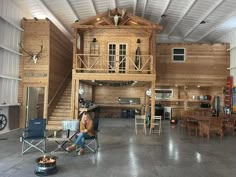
[77,118,99,153]
[21,118,46,154]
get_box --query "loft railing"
[75,54,153,74]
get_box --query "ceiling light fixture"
[161,14,167,18]
[200,21,206,24]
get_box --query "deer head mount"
[19,42,43,64]
[108,8,127,26]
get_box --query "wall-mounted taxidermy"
[19,42,43,64]
[108,8,126,26]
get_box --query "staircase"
[46,82,72,130]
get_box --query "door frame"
[22,85,48,127]
[108,42,128,73]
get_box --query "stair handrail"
[48,69,72,107]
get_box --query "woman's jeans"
[74,132,93,149]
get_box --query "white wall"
[218,30,236,86]
[0,0,23,105]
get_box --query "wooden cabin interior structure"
[0,1,232,131]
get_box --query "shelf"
[156,99,209,103]
[187,100,210,103]
[0,103,21,107]
[0,16,24,31]
[0,75,21,81]
[0,45,22,56]
[97,104,142,109]
[156,99,184,102]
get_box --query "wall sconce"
[137,39,141,44]
[92,38,97,42]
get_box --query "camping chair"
[21,118,46,154]
[77,118,99,153]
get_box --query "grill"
[34,155,57,176]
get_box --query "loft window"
[172,48,185,62]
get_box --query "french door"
[108,43,127,73]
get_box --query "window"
[172,48,185,62]
[155,89,173,99]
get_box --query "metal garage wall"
[0,0,22,105]
[218,30,236,86]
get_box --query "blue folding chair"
[21,118,46,154]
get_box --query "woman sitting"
[66,112,95,155]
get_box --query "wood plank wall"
[156,43,230,86]
[82,29,150,72]
[94,85,146,118]
[48,22,73,102]
[156,43,229,118]
[19,19,73,127]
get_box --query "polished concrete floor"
[0,118,236,177]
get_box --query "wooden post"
[73,29,78,69]
[151,80,156,128]
[75,79,79,119]
[71,69,76,119]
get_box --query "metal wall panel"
[0,0,22,105]
[219,30,236,85]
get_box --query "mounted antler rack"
[19,41,44,64]
[108,8,127,26]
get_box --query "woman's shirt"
[80,119,95,136]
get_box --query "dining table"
[185,115,212,137]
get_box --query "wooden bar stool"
[149,116,162,135]
[135,115,147,135]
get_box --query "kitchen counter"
[96,104,142,109]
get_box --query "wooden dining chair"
[135,115,146,135]
[223,116,236,136]
[149,116,162,135]
[206,118,224,139]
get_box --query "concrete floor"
[0,118,236,177]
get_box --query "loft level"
[75,54,153,74]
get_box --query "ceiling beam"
[168,0,198,37]
[90,0,98,15]
[197,10,236,42]
[133,0,137,15]
[113,0,117,9]
[64,0,80,20]
[184,0,225,39]
[37,0,72,39]
[142,0,148,18]
[72,24,162,30]
[157,0,172,24]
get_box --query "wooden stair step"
[47,120,63,125]
[53,109,71,113]
[46,124,62,131]
[49,116,71,121]
[56,105,71,109]
[60,96,71,99]
[51,112,71,116]
[57,102,71,106]
[58,99,71,103]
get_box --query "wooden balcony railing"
[75,54,153,74]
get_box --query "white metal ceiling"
[12,0,236,43]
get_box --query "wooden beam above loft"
[72,24,162,30]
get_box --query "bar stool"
[149,116,162,135]
[135,115,147,135]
